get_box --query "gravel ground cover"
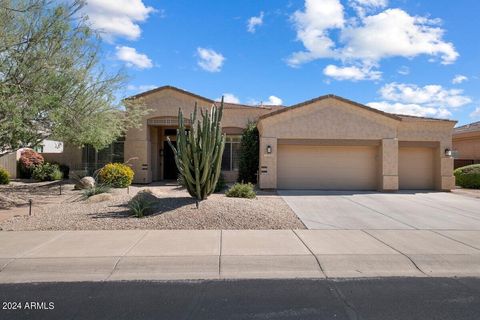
[0,183,305,230]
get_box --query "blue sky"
[83,0,480,125]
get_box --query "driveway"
[278,190,480,230]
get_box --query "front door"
[163,141,178,180]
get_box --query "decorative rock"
[86,193,113,203]
[75,176,95,190]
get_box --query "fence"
[0,150,20,179]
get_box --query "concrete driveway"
[278,190,480,230]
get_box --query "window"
[81,137,125,174]
[221,136,241,171]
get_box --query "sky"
[82,0,480,126]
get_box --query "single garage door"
[277,145,378,190]
[398,146,435,190]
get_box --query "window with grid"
[221,136,241,171]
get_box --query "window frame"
[222,135,241,171]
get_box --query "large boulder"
[75,176,95,190]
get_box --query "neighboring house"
[50,85,456,191]
[452,121,480,169]
[33,140,64,153]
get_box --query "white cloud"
[397,66,410,75]
[196,48,225,72]
[471,107,480,118]
[379,82,471,108]
[367,101,451,118]
[247,12,264,33]
[115,46,153,69]
[217,93,240,104]
[323,64,381,80]
[288,0,345,66]
[127,84,157,92]
[368,82,472,119]
[265,95,283,105]
[287,1,458,78]
[340,9,458,65]
[452,74,468,84]
[349,0,388,16]
[249,96,283,105]
[83,0,155,41]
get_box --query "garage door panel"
[398,147,435,190]
[277,145,378,190]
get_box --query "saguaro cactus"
[167,99,226,206]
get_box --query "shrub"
[18,149,44,178]
[225,182,256,199]
[454,164,480,189]
[98,163,134,188]
[238,122,259,184]
[128,190,157,218]
[32,163,63,181]
[82,184,111,198]
[51,162,70,179]
[214,173,226,192]
[0,167,10,185]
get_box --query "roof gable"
[259,94,402,121]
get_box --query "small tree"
[168,100,226,207]
[238,122,259,184]
[0,0,148,154]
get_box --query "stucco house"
[47,85,456,191]
[452,121,480,169]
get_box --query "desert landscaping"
[0,181,304,231]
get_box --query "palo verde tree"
[168,100,226,207]
[0,0,147,155]
[238,122,259,184]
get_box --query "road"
[1,278,480,320]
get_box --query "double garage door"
[277,144,435,190]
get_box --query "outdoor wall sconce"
[445,148,452,157]
[266,145,272,154]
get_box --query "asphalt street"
[1,278,480,320]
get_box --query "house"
[50,85,456,191]
[452,121,480,169]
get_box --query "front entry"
[163,141,178,180]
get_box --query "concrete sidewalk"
[0,230,479,282]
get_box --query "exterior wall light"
[445,148,452,157]
[266,145,272,154]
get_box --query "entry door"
[163,141,178,180]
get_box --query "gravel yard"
[0,183,305,230]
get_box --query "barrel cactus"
[167,99,226,206]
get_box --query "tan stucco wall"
[453,131,480,160]
[126,88,278,183]
[258,97,456,191]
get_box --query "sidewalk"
[0,230,479,282]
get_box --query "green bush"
[0,167,10,185]
[214,173,226,192]
[82,184,111,198]
[225,182,256,199]
[454,164,480,189]
[98,163,134,188]
[128,190,157,218]
[18,149,44,178]
[51,162,70,179]
[238,122,259,184]
[32,163,63,181]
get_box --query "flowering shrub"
[18,149,44,178]
[98,163,134,188]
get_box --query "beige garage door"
[398,147,435,190]
[277,145,378,190]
